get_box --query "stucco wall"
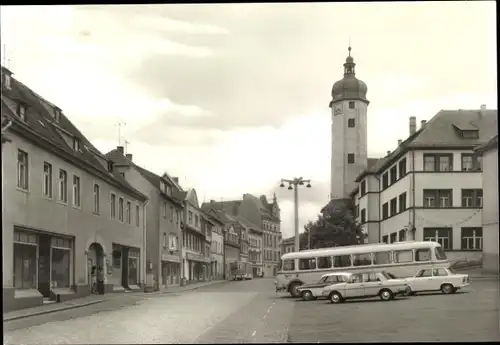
[481,146,499,273]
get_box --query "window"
[398,229,406,242]
[382,203,389,219]
[461,189,483,207]
[17,150,29,190]
[423,189,452,208]
[353,205,359,218]
[382,172,389,189]
[360,208,366,223]
[415,248,431,261]
[5,73,11,89]
[348,118,355,127]
[347,153,355,164]
[163,202,167,218]
[382,235,388,244]
[353,253,372,266]
[423,154,453,172]
[13,230,38,289]
[136,205,140,226]
[333,255,351,267]
[424,228,452,250]
[118,197,124,222]
[126,201,132,224]
[435,247,447,260]
[51,237,71,288]
[107,161,114,173]
[373,252,391,265]
[282,260,295,271]
[394,250,413,263]
[43,162,52,197]
[399,192,407,212]
[398,158,407,178]
[433,268,448,277]
[54,109,61,122]
[17,104,26,121]
[349,101,355,109]
[390,232,397,243]
[390,198,397,216]
[170,206,174,221]
[417,269,432,277]
[93,184,100,214]
[461,153,482,171]
[188,211,193,224]
[110,194,116,219]
[73,138,80,151]
[160,180,166,192]
[390,166,397,184]
[195,215,199,227]
[317,256,332,269]
[72,175,81,207]
[461,227,483,250]
[58,169,67,202]
[360,180,366,196]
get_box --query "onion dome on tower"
[329,46,369,107]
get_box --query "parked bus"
[275,241,449,297]
[229,261,253,280]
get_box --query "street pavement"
[4,278,500,344]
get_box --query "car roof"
[321,272,352,278]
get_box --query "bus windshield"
[435,247,447,260]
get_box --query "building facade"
[352,108,497,263]
[207,211,225,280]
[181,189,210,283]
[475,135,499,273]
[329,46,369,200]
[106,148,184,291]
[2,67,147,312]
[281,236,295,254]
[237,216,263,276]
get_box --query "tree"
[300,199,364,249]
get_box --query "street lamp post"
[279,177,311,253]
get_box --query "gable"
[186,188,199,208]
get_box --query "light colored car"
[405,267,471,295]
[321,271,411,304]
[297,272,350,301]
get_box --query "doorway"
[87,242,104,292]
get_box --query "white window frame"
[461,228,483,250]
[43,162,52,198]
[110,193,117,219]
[72,174,81,207]
[93,184,100,214]
[58,169,68,203]
[17,149,29,190]
[18,104,26,121]
[118,197,124,222]
[136,204,140,227]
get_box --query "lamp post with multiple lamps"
[279,177,311,253]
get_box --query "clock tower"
[329,46,369,200]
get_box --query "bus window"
[434,247,447,260]
[353,253,372,266]
[333,255,351,268]
[282,260,295,271]
[317,256,332,269]
[394,250,413,263]
[299,258,317,270]
[415,248,431,261]
[373,251,392,265]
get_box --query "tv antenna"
[124,139,130,154]
[115,119,127,146]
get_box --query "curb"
[148,280,230,296]
[3,298,108,322]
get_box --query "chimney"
[210,200,215,203]
[420,120,427,129]
[386,150,391,156]
[397,139,402,146]
[172,177,179,184]
[409,116,417,136]
[117,146,124,154]
[125,153,132,161]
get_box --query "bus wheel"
[289,282,302,298]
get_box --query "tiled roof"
[235,216,263,233]
[355,109,498,181]
[1,67,146,201]
[475,134,498,154]
[105,149,184,206]
[282,236,295,244]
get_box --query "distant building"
[281,236,295,254]
[206,211,225,280]
[352,107,497,264]
[1,66,147,312]
[106,148,184,291]
[236,216,263,276]
[475,134,499,273]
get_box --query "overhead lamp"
[299,181,304,185]
[279,182,285,188]
[288,185,293,190]
[306,183,312,188]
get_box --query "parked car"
[405,267,471,295]
[297,272,350,301]
[321,271,411,304]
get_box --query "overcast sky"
[1,3,497,239]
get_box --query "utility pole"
[279,177,312,253]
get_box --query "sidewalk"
[454,266,500,280]
[4,279,228,322]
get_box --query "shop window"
[13,231,38,289]
[51,243,70,288]
[113,250,122,268]
[128,249,140,286]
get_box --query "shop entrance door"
[37,235,51,298]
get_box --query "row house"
[181,189,210,283]
[200,211,214,280]
[352,108,497,263]
[206,211,225,279]
[236,216,263,276]
[205,193,282,277]
[475,134,499,274]
[1,67,147,312]
[281,236,295,254]
[106,147,184,291]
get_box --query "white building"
[352,107,497,263]
[329,46,369,200]
[475,134,499,273]
[209,215,225,280]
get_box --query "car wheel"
[441,284,454,294]
[379,289,393,301]
[329,292,343,304]
[289,282,302,298]
[302,290,314,301]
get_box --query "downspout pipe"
[373,175,381,243]
[142,199,149,290]
[411,150,416,240]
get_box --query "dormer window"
[160,180,166,192]
[107,161,114,173]
[17,104,26,121]
[73,137,81,151]
[452,124,479,139]
[4,74,11,89]
[461,130,479,139]
[54,108,61,122]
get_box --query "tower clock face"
[334,106,343,115]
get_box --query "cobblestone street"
[4,278,500,344]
